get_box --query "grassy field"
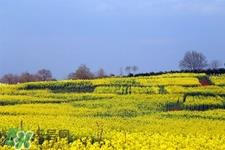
[1,73,225,149]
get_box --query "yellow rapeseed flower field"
[0,73,225,149]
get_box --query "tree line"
[0,69,54,84]
[0,50,224,84]
[0,66,109,84]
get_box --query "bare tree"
[19,72,36,83]
[36,69,53,81]
[125,66,132,74]
[209,60,222,69]
[0,70,54,84]
[179,51,208,70]
[67,72,75,80]
[96,68,107,78]
[68,64,94,80]
[132,66,139,74]
[0,74,19,84]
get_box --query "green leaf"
[24,141,31,149]
[5,140,14,146]
[17,131,25,139]
[25,132,33,141]
[14,142,23,150]
[6,128,18,139]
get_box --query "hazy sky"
[0,0,225,79]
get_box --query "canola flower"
[210,75,225,85]
[0,73,225,149]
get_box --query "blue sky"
[0,0,225,79]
